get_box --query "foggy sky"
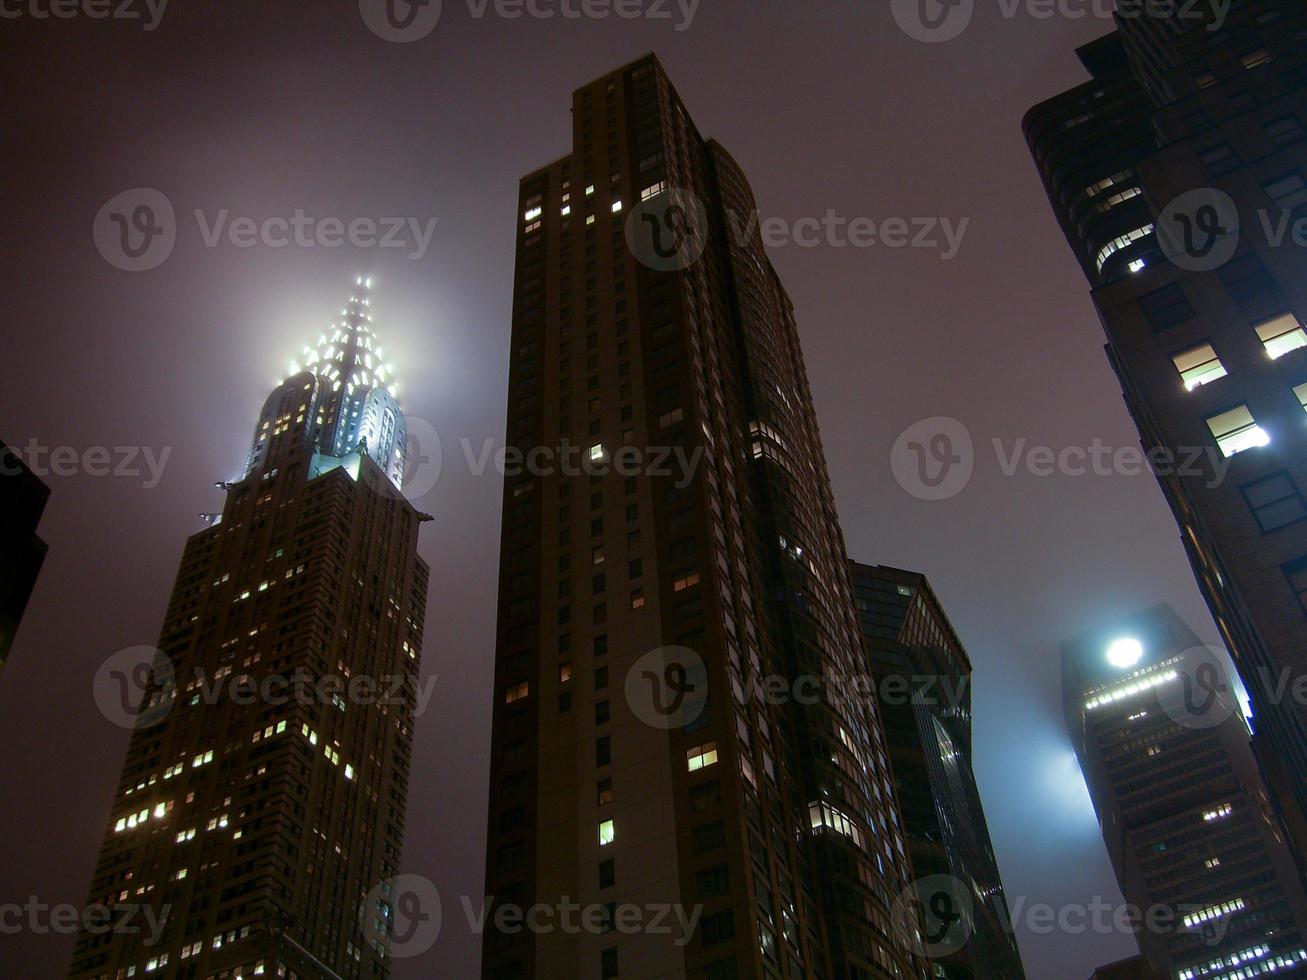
[0,3,1220,977]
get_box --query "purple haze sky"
[1,3,1218,978]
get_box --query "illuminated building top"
[244,277,407,490]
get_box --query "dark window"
[696,863,729,897]
[595,700,610,725]
[1267,115,1305,146]
[1139,284,1195,331]
[1219,254,1279,307]
[596,736,611,767]
[701,909,735,946]
[689,780,721,813]
[1199,143,1240,176]
[1243,472,1307,532]
[1282,555,1307,614]
[599,858,615,889]
[692,820,726,855]
[601,947,618,979]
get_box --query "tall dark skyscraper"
[482,55,927,980]
[1063,604,1307,979]
[0,439,49,677]
[68,280,430,980]
[1025,1,1307,857]
[1090,954,1167,980]
[848,562,1026,980]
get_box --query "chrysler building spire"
[245,277,408,490]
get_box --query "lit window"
[1296,383,1307,413]
[611,200,623,213]
[589,444,606,463]
[1206,404,1269,457]
[673,573,700,592]
[598,819,615,846]
[505,681,529,704]
[1257,313,1307,359]
[687,742,718,771]
[586,214,596,226]
[560,663,573,683]
[1173,343,1227,389]
[561,205,571,216]
[1203,803,1234,822]
[641,181,667,201]
[630,590,644,610]
[1095,223,1154,272]
[1128,258,1147,273]
[523,206,543,222]
[585,185,595,196]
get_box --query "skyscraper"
[1025,1,1307,856]
[848,561,1026,980]
[1089,955,1167,980]
[68,280,430,980]
[0,439,49,677]
[1063,604,1307,979]
[482,54,926,980]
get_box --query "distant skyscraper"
[69,279,429,980]
[1063,604,1307,979]
[482,55,927,980]
[1025,1,1307,857]
[849,561,1026,980]
[0,439,49,677]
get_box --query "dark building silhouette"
[848,561,1026,980]
[1063,604,1307,978]
[68,280,429,980]
[482,54,927,980]
[1026,1,1307,858]
[1089,954,1167,980]
[0,440,49,676]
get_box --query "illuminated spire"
[297,276,399,400]
[245,277,408,491]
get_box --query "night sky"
[0,3,1222,978]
